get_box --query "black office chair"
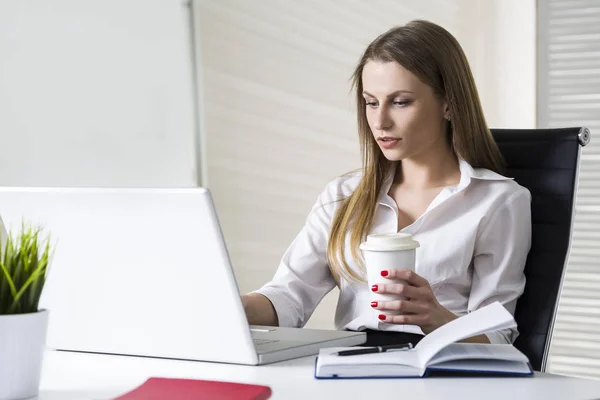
[490,127,591,372]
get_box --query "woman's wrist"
[421,306,458,334]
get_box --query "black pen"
[335,343,413,356]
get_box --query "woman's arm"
[468,187,532,344]
[242,293,278,326]
[244,184,340,328]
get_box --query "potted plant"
[0,218,53,400]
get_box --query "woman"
[242,20,531,347]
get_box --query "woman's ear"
[443,101,451,121]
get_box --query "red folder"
[113,377,272,400]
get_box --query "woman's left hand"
[371,268,457,334]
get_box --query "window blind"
[538,0,600,379]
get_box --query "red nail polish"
[378,314,386,321]
[380,270,389,277]
[371,284,378,292]
[371,301,378,308]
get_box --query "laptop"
[0,187,365,365]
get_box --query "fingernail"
[371,284,378,292]
[380,270,389,277]
[378,314,386,321]
[370,301,378,308]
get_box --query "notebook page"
[315,362,421,378]
[414,302,516,368]
[316,347,420,369]
[427,343,529,366]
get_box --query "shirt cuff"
[252,287,299,328]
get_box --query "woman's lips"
[378,137,400,149]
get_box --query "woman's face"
[361,60,449,162]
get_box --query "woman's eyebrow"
[362,90,414,98]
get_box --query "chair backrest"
[490,127,590,371]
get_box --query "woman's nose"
[373,108,393,131]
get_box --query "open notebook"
[315,302,533,379]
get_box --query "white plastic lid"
[359,233,420,251]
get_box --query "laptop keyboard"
[253,338,280,347]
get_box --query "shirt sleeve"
[253,187,338,328]
[469,186,532,344]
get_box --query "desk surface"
[37,350,600,400]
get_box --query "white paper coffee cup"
[360,233,420,316]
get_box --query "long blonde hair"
[326,20,505,284]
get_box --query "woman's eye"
[365,102,378,108]
[393,100,411,106]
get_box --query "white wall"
[0,0,198,187]
[462,0,537,129]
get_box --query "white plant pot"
[0,310,49,400]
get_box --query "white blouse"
[255,159,532,344]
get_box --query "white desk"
[37,350,600,400]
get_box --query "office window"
[538,0,600,378]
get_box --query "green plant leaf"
[9,267,46,313]
[0,221,53,315]
[0,261,18,309]
[0,239,10,314]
